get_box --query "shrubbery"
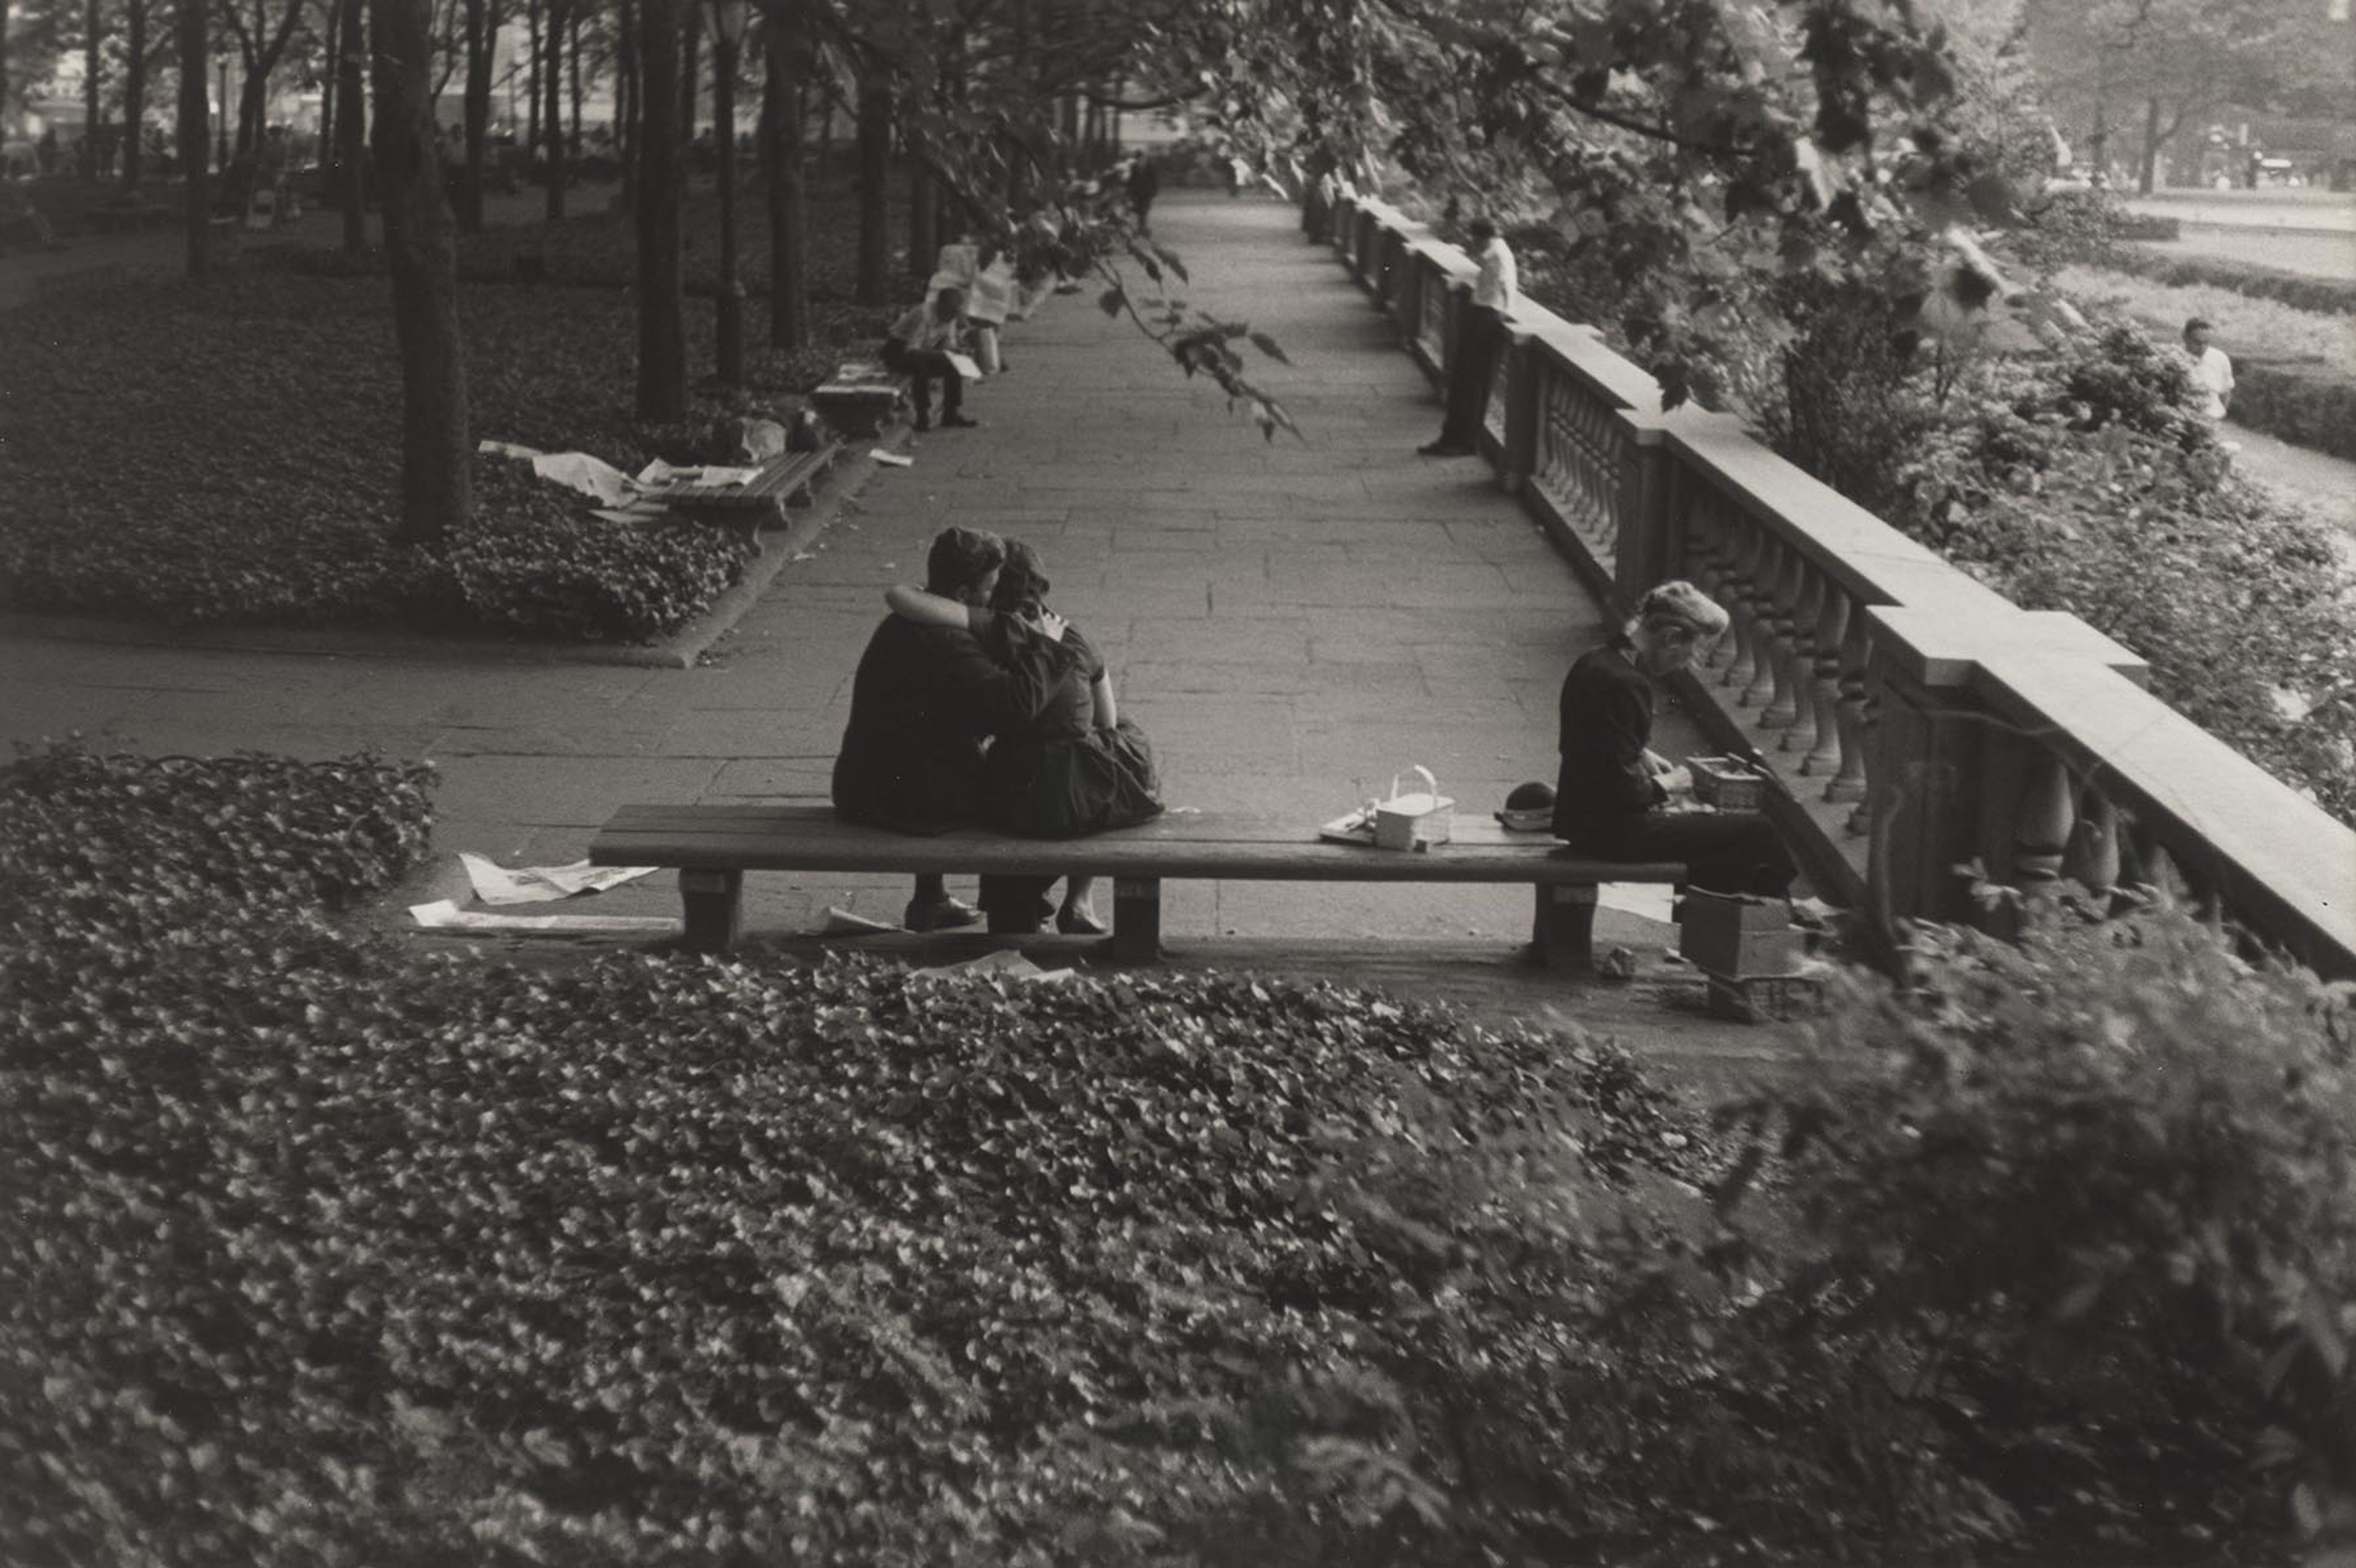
[1760,296,2356,825]
[2235,359,2356,462]
[0,269,760,642]
[2106,245,2356,318]
[1725,888,2356,1551]
[6,742,2349,1565]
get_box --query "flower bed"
[0,266,782,640]
[5,741,2344,1566]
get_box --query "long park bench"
[587,804,1684,974]
[649,441,844,543]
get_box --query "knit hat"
[1636,580,1728,639]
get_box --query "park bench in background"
[588,803,1684,974]
[648,440,844,544]
[810,363,910,437]
[84,199,177,234]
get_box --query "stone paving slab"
[2,190,1801,1079]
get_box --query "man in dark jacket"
[833,526,1070,930]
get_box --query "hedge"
[2109,244,2356,317]
[4,739,2345,1566]
[2235,358,2356,461]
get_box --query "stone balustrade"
[1318,192,2356,978]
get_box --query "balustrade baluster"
[1719,524,1765,696]
[1738,534,1783,710]
[1803,588,1846,777]
[2063,786,2120,896]
[1687,491,1736,673]
[2015,752,2075,890]
[1828,608,1870,804]
[1760,547,1809,734]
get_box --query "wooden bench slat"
[590,805,1679,884]
[588,802,1687,966]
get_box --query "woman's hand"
[1016,609,1069,643]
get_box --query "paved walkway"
[3,192,1781,1075]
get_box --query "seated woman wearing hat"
[1554,582,1796,898]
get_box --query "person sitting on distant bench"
[881,286,979,432]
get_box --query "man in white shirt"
[2183,317,2234,420]
[1420,217,1517,457]
[882,288,979,432]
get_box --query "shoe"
[1417,440,1475,457]
[1055,904,1107,936]
[937,413,982,429]
[903,894,982,932]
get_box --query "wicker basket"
[1688,755,1765,812]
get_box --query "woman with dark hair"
[885,540,1163,933]
[1554,580,1797,899]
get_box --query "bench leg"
[679,868,743,953]
[1110,877,1163,962]
[1532,883,1599,975]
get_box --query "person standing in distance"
[2183,317,2235,421]
[1419,217,1517,458]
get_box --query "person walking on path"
[882,286,980,431]
[1419,217,1517,458]
[885,539,1163,935]
[1125,154,1161,233]
[1552,581,1798,900]
[2184,317,2235,421]
[831,527,1079,932]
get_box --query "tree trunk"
[82,0,102,182]
[0,0,11,179]
[568,10,583,161]
[523,0,542,157]
[370,0,471,545]
[320,0,338,181]
[121,0,148,186]
[679,6,699,144]
[2138,95,2163,196]
[541,0,568,217]
[178,0,207,272]
[237,66,271,174]
[908,162,934,283]
[337,0,367,252]
[456,0,488,228]
[635,0,685,420]
[616,0,637,208]
[762,1,807,350]
[853,77,889,306]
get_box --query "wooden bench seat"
[810,367,910,437]
[588,803,1684,974]
[652,442,842,542]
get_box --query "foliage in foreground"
[4,744,2347,1566]
[0,267,763,641]
[1725,890,2356,1553]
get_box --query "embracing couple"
[830,526,1164,936]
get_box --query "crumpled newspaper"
[459,852,658,906]
[408,899,676,936]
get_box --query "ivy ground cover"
[8,741,2347,1566]
[0,179,905,642]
